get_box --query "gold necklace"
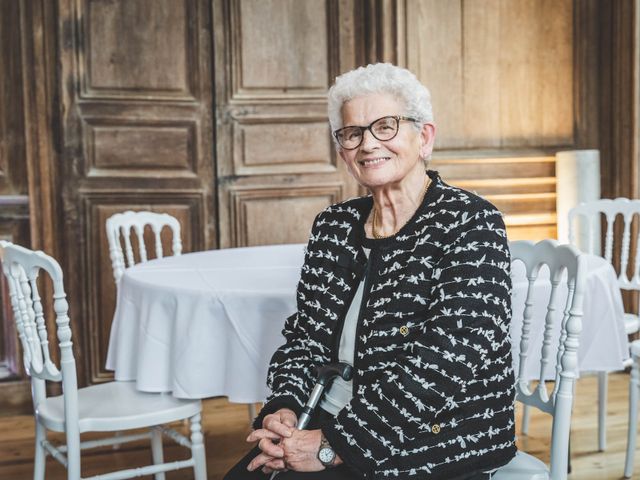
[371,176,431,239]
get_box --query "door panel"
[214,0,360,248]
[231,185,343,246]
[57,0,215,383]
[82,0,195,98]
[239,0,329,91]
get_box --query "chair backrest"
[568,197,640,290]
[105,210,182,284]
[510,239,585,480]
[0,241,79,420]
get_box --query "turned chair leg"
[151,427,166,480]
[521,404,531,436]
[598,371,608,451]
[33,422,46,480]
[248,403,257,424]
[624,353,639,478]
[190,413,208,480]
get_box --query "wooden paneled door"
[55,0,216,385]
[213,0,361,247]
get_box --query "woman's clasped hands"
[246,408,327,474]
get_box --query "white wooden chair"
[105,210,182,285]
[494,240,585,480]
[566,198,640,451]
[0,241,206,480]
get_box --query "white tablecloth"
[106,244,305,403]
[510,254,629,379]
[106,244,629,402]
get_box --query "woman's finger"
[265,458,286,471]
[258,438,284,458]
[246,428,281,443]
[279,409,298,429]
[263,416,293,438]
[247,452,275,472]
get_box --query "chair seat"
[625,313,640,335]
[37,381,201,433]
[491,451,550,480]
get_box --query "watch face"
[318,446,335,465]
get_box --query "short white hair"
[327,63,434,133]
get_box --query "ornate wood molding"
[20,0,60,257]
[363,0,399,64]
[599,0,638,200]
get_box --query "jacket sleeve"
[322,208,514,476]
[252,214,325,429]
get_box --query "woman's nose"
[360,129,380,150]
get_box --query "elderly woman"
[225,63,516,480]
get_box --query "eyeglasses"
[332,115,419,150]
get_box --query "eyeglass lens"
[335,116,399,149]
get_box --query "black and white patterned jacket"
[254,171,516,479]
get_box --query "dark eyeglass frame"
[332,115,420,150]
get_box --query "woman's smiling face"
[338,93,435,191]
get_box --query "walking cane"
[268,362,353,479]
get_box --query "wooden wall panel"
[404,0,574,150]
[405,0,463,148]
[81,0,195,99]
[239,0,329,91]
[599,0,639,200]
[231,185,342,246]
[432,155,556,241]
[215,0,361,248]
[390,0,577,241]
[0,0,28,194]
[84,120,197,176]
[461,0,500,148]
[235,118,334,175]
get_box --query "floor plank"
[0,373,638,479]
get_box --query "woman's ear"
[419,123,436,159]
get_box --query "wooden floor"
[0,373,638,479]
